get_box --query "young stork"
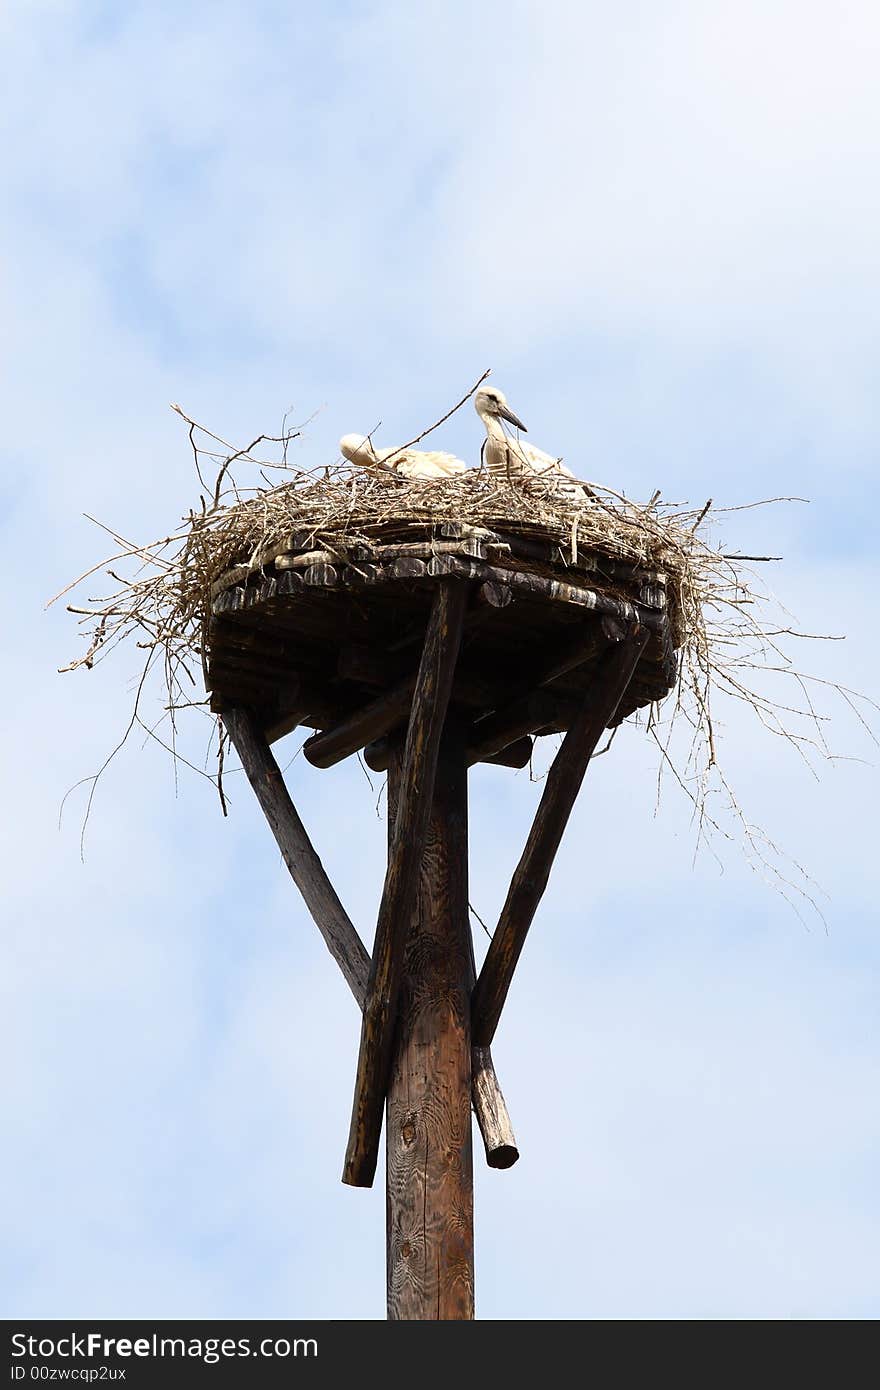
[474,387,588,500]
[340,433,467,480]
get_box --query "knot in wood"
[401,1117,417,1146]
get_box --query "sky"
[1,0,879,1320]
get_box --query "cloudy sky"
[2,0,879,1319]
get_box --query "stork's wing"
[507,439,587,498]
[395,449,467,478]
[515,441,573,477]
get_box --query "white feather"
[340,433,467,480]
[474,389,588,501]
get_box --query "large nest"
[56,398,876,920]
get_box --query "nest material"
[57,411,877,921]
[64,462,714,706]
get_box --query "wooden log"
[439,523,669,593]
[479,736,533,770]
[461,864,519,1172]
[474,580,513,609]
[272,537,501,573]
[221,705,371,1004]
[437,521,498,542]
[467,690,581,765]
[343,581,468,1188]
[337,644,497,710]
[386,581,514,657]
[303,562,338,587]
[302,680,416,770]
[385,727,475,1318]
[337,644,400,688]
[390,556,427,579]
[207,652,307,689]
[210,563,255,599]
[423,555,664,631]
[263,684,341,744]
[224,708,516,1176]
[360,538,497,563]
[360,738,391,773]
[456,619,604,763]
[364,733,533,774]
[305,661,504,770]
[471,1048,519,1169]
[340,560,379,587]
[208,619,321,666]
[274,549,337,570]
[471,627,650,1048]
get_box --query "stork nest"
[55,398,877,921]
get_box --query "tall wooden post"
[385,723,475,1320]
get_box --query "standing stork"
[340,433,467,481]
[474,387,588,501]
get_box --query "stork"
[473,387,588,501]
[340,433,467,481]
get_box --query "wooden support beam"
[474,579,513,609]
[467,690,581,765]
[337,644,402,688]
[307,635,518,772]
[385,728,475,1318]
[263,690,336,745]
[471,1048,519,1169]
[471,626,650,1048]
[337,644,496,709]
[437,521,669,596]
[343,581,468,1188]
[223,704,518,1176]
[462,890,519,1172]
[344,617,608,772]
[301,680,416,769]
[424,555,664,631]
[462,618,606,763]
[221,705,371,1005]
[364,734,533,774]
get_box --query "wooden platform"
[205,521,677,762]
[212,517,673,1312]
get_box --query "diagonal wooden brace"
[223,701,519,1173]
[471,625,650,1049]
[222,703,372,1002]
[343,581,469,1187]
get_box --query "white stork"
[340,433,467,480]
[473,387,588,501]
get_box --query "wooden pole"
[343,581,467,1188]
[221,704,371,1003]
[472,626,650,1048]
[385,725,475,1320]
[223,701,518,1169]
[363,734,534,773]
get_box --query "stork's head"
[474,386,527,432]
[339,432,377,463]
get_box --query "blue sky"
[2,0,878,1318]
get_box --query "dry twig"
[54,385,878,919]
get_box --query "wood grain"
[471,627,650,1047]
[302,680,417,769]
[364,734,533,774]
[343,581,468,1188]
[221,704,370,1004]
[467,690,581,764]
[385,727,475,1319]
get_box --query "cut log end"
[366,733,533,774]
[486,1143,520,1171]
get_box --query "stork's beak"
[496,402,527,432]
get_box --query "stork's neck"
[481,409,507,442]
